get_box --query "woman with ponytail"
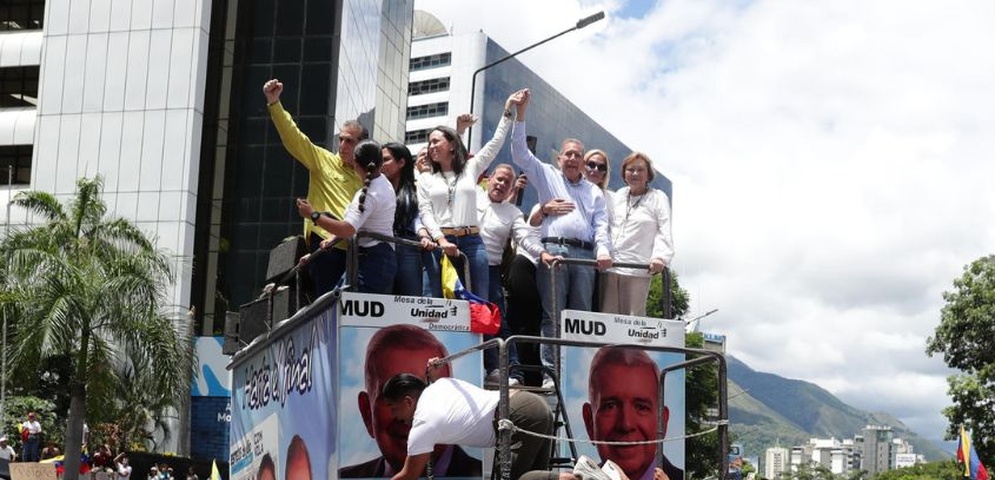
[297,140,397,294]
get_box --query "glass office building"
[2,0,413,456]
[407,11,672,213]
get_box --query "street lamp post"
[465,11,605,146]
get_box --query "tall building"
[765,446,789,479]
[858,425,895,475]
[0,0,414,456]
[405,10,671,213]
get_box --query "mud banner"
[337,292,484,479]
[560,310,687,480]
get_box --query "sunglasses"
[586,162,607,172]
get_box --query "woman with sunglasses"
[602,152,674,315]
[418,89,527,298]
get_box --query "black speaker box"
[238,297,271,345]
[266,236,307,283]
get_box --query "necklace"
[625,190,646,221]
[446,172,459,208]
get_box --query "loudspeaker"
[238,297,271,344]
[223,311,240,355]
[266,236,307,283]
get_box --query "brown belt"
[441,226,480,237]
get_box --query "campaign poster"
[229,306,336,480]
[337,292,485,479]
[560,310,686,480]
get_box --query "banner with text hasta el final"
[958,425,990,480]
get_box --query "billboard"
[229,307,337,480]
[559,310,686,480]
[336,292,485,479]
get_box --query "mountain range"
[725,355,950,462]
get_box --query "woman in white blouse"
[602,152,674,315]
[419,89,526,298]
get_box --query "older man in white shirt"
[510,90,612,389]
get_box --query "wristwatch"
[310,211,321,224]
[503,109,513,119]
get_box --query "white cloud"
[416,0,995,444]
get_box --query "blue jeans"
[537,243,596,372]
[424,233,489,300]
[352,242,397,294]
[484,265,521,378]
[309,233,346,299]
[24,433,40,461]
[393,234,424,296]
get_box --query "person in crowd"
[296,140,396,294]
[380,142,436,296]
[285,435,312,480]
[477,164,544,387]
[40,441,60,460]
[340,324,481,477]
[21,411,42,461]
[115,452,132,480]
[503,203,546,387]
[583,149,614,311]
[583,347,682,480]
[0,436,15,461]
[91,444,114,472]
[256,454,276,480]
[603,153,673,315]
[510,89,612,389]
[584,149,612,195]
[418,89,527,299]
[380,359,553,480]
[263,78,366,298]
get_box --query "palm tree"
[0,177,192,480]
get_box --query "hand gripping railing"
[546,257,672,376]
[351,231,472,293]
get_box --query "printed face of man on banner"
[358,324,453,471]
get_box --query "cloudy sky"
[416,0,995,446]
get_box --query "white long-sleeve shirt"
[609,186,674,276]
[418,114,514,240]
[510,121,612,257]
[477,189,544,265]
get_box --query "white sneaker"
[541,375,556,390]
[573,455,612,480]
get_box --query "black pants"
[503,255,543,385]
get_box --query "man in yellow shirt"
[263,78,366,298]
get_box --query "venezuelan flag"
[440,254,501,335]
[958,426,990,480]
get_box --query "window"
[406,101,448,120]
[408,77,449,96]
[409,52,451,71]
[0,145,32,185]
[404,128,432,144]
[0,0,44,31]
[0,66,39,108]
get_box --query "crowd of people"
[267,80,674,389]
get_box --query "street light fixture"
[466,11,606,145]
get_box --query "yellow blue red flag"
[958,425,990,480]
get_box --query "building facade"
[1,0,413,456]
[405,10,671,214]
[858,425,895,475]
[764,446,789,478]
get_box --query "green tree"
[0,177,192,479]
[646,271,721,478]
[870,460,963,480]
[926,255,995,460]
